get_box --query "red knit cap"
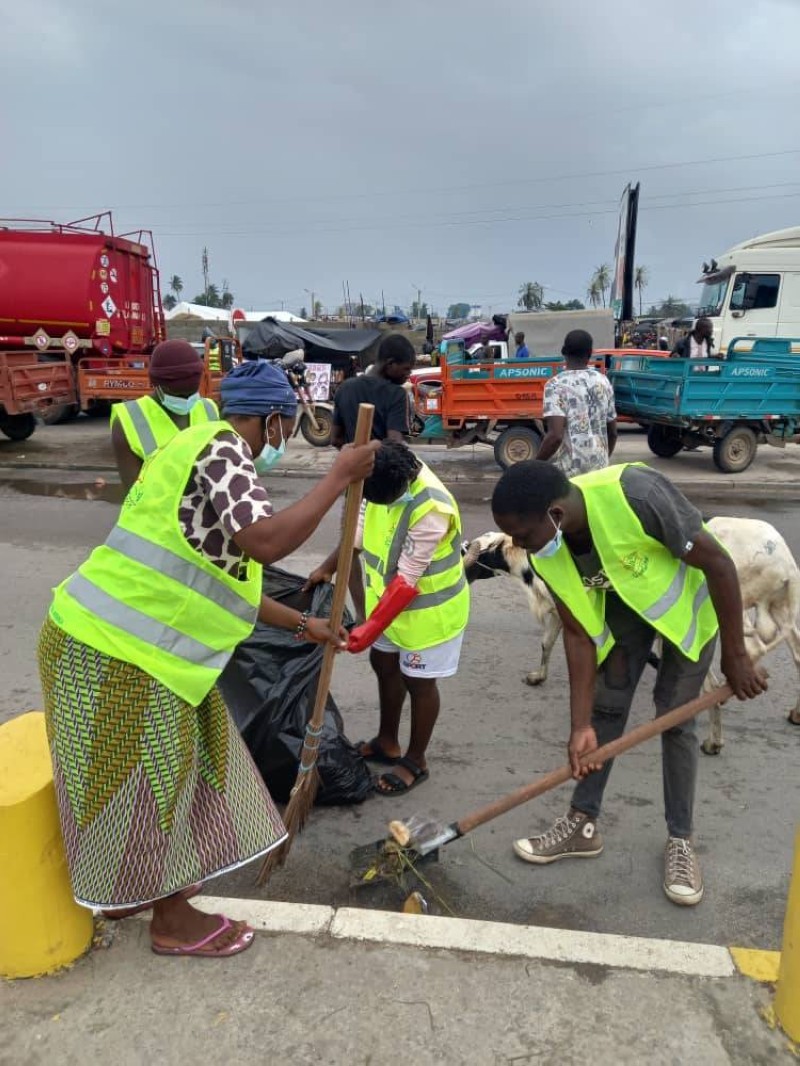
[149,340,203,391]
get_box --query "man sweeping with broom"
[306,442,470,795]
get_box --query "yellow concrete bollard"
[0,712,93,978]
[775,825,800,1044]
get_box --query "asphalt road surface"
[1,468,797,951]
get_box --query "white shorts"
[372,631,464,679]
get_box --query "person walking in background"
[536,329,617,477]
[110,339,218,491]
[514,331,530,359]
[332,333,415,446]
[671,317,715,359]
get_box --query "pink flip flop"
[101,881,204,921]
[151,915,255,958]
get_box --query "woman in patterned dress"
[39,361,377,958]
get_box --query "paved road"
[1,465,797,951]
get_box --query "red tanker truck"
[0,212,166,434]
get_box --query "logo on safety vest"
[621,550,649,578]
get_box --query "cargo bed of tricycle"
[0,351,77,441]
[608,337,800,473]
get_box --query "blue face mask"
[158,389,201,416]
[534,512,563,559]
[254,418,286,475]
[391,490,415,506]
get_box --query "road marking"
[189,895,736,978]
[731,947,781,983]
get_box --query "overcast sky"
[2,0,799,316]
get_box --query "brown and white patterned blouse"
[178,430,272,576]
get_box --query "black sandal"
[375,756,430,796]
[357,737,400,765]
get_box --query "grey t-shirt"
[571,466,703,589]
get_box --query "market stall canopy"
[240,317,383,367]
[443,321,507,344]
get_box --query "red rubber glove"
[347,574,419,653]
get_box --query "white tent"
[163,301,230,322]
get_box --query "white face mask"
[533,512,563,559]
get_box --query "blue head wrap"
[220,359,298,418]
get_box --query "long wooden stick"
[297,402,374,752]
[257,403,374,883]
[456,683,733,838]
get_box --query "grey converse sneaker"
[513,810,603,864]
[663,837,704,906]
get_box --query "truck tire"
[0,413,37,441]
[713,426,758,473]
[41,403,79,425]
[299,406,333,448]
[647,424,683,458]
[493,425,542,469]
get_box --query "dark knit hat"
[149,340,204,391]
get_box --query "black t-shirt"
[332,374,409,442]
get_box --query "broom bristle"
[256,766,320,886]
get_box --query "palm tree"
[586,279,602,308]
[592,264,611,307]
[634,266,649,317]
[169,275,183,304]
[162,293,177,311]
[220,290,234,310]
[517,281,544,311]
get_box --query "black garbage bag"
[219,565,373,806]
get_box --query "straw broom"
[257,403,375,884]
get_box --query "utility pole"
[202,247,209,304]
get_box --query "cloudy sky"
[2,0,799,316]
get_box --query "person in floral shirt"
[538,330,617,477]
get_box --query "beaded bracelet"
[293,610,311,642]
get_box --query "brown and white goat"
[463,517,800,754]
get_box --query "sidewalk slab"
[1,922,792,1066]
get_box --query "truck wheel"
[300,406,333,448]
[0,413,37,441]
[41,403,79,425]
[493,426,542,469]
[647,425,683,458]
[713,426,757,473]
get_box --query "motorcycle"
[274,352,334,448]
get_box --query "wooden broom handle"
[304,404,374,738]
[456,683,734,837]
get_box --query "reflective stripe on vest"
[114,395,219,460]
[126,400,158,456]
[64,573,231,673]
[104,526,256,622]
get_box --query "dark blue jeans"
[571,594,717,838]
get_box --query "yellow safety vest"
[110,394,218,460]
[48,421,261,705]
[362,462,469,650]
[531,464,719,663]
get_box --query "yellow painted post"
[0,712,93,978]
[775,825,800,1044]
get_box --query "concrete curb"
[1,459,799,499]
[188,894,739,979]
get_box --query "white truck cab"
[696,226,800,354]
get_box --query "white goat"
[463,517,800,754]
